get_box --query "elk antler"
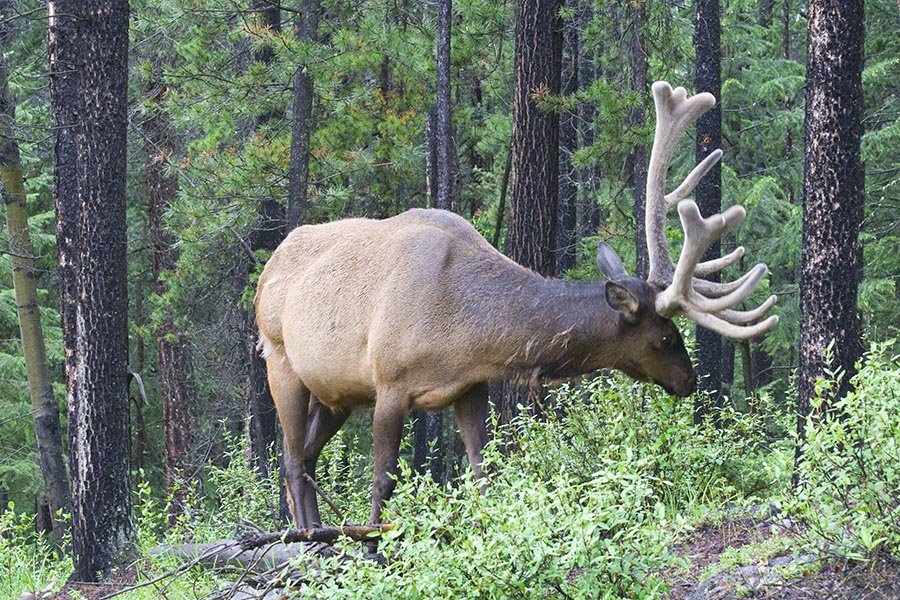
[645,81,778,340]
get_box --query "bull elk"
[255,81,778,530]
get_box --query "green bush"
[295,453,677,599]
[514,375,790,511]
[794,339,900,561]
[290,375,790,599]
[0,503,70,599]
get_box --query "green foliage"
[518,376,791,511]
[279,376,793,599]
[0,503,70,599]
[793,340,900,561]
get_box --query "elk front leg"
[453,383,489,485]
[369,389,409,526]
[265,352,313,528]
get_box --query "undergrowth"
[792,339,900,562]
[3,348,898,598]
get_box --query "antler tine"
[683,309,779,341]
[646,82,718,288]
[645,81,778,340]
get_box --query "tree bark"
[498,0,562,424]
[435,0,453,212]
[631,0,649,279]
[150,524,393,570]
[693,0,723,419]
[286,0,319,230]
[557,9,578,275]
[576,1,598,246]
[246,0,282,482]
[142,78,197,520]
[0,49,70,544]
[49,0,133,581]
[414,0,454,481]
[797,0,864,438]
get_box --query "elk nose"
[680,374,697,397]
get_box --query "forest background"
[0,0,898,596]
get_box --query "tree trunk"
[143,77,197,521]
[557,10,578,275]
[414,0,454,481]
[631,0,649,278]
[49,0,133,581]
[693,0,723,419]
[576,1,598,247]
[286,0,319,230]
[0,51,70,545]
[435,0,453,212]
[245,0,282,483]
[466,74,488,219]
[498,0,562,424]
[797,0,864,445]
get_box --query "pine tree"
[49,0,133,580]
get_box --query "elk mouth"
[653,378,695,398]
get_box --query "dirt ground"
[665,515,900,600]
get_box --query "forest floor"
[48,514,900,600]
[664,511,900,599]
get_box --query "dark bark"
[722,341,734,398]
[507,0,562,279]
[435,0,453,211]
[491,147,512,249]
[693,0,723,419]
[246,0,283,481]
[751,341,773,389]
[797,0,864,442]
[0,31,70,544]
[557,10,578,275]
[782,0,795,206]
[425,108,438,206]
[466,74,488,219]
[630,0,649,279]
[412,410,444,484]
[143,80,197,520]
[759,0,775,26]
[576,2,598,246]
[740,340,754,397]
[413,1,455,481]
[49,0,133,581]
[286,0,319,230]
[499,0,562,424]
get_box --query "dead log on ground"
[149,524,393,572]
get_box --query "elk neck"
[465,270,626,382]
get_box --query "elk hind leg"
[265,351,313,528]
[453,383,489,486]
[302,396,351,526]
[369,389,410,526]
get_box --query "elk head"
[589,81,779,395]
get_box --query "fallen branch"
[148,524,392,572]
[238,524,393,549]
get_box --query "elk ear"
[605,281,641,323]
[597,242,629,280]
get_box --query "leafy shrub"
[290,375,789,599]
[0,503,69,599]
[516,375,790,511]
[794,339,900,561]
[295,451,677,599]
